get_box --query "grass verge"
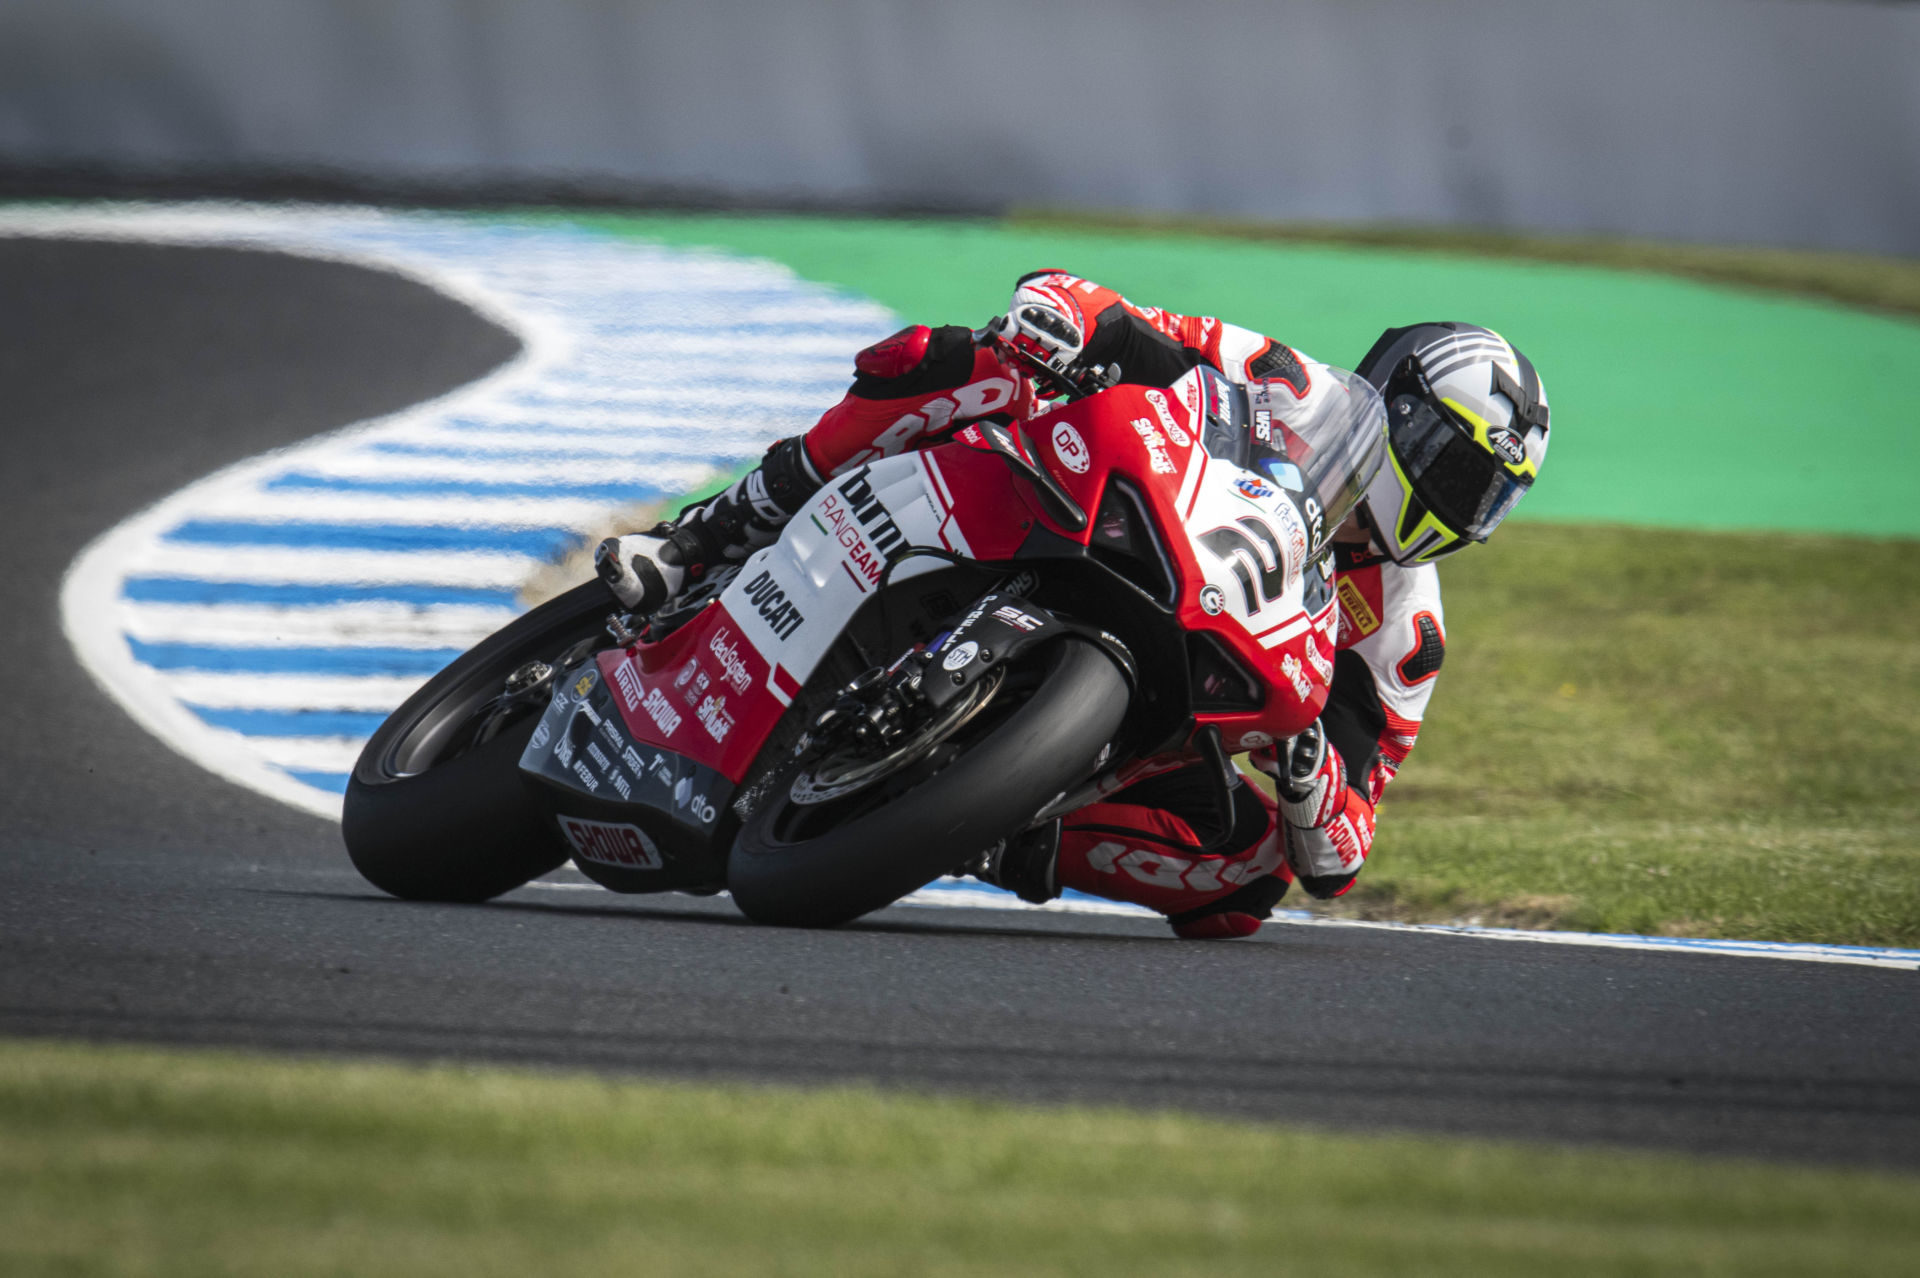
[1009,208,1920,320]
[1316,523,1920,945]
[5,1039,1919,1277]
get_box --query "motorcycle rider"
[598,272,1551,939]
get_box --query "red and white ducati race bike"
[344,363,1386,927]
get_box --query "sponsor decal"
[553,728,574,767]
[647,751,675,787]
[1238,730,1274,749]
[557,815,662,871]
[696,692,734,743]
[1489,429,1526,465]
[708,626,754,695]
[574,697,601,727]
[641,686,683,737]
[571,758,600,792]
[741,569,806,641]
[1002,570,1039,597]
[531,719,552,750]
[1143,389,1191,447]
[608,768,632,800]
[598,719,626,753]
[1281,652,1314,701]
[1051,422,1090,474]
[958,424,984,445]
[1336,577,1381,638]
[990,605,1043,632]
[1253,407,1273,444]
[586,742,613,772]
[1269,495,1309,568]
[1206,378,1233,423]
[672,777,719,825]
[942,640,980,671]
[1199,584,1227,616]
[573,671,596,698]
[612,659,644,712]
[1181,377,1205,423]
[1128,417,1178,475]
[678,666,710,708]
[1233,476,1276,503]
[1304,635,1335,683]
[815,469,909,590]
[1083,834,1282,892]
[621,745,649,779]
[1302,494,1325,548]
[861,377,1017,459]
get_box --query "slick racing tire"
[343,581,612,903]
[728,638,1128,928]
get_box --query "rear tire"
[343,581,611,902]
[727,638,1128,927]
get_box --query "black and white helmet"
[1353,323,1551,564]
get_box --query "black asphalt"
[2,235,1915,1172]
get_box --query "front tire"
[343,581,611,902]
[727,638,1128,927]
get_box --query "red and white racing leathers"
[796,274,1446,938]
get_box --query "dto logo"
[1051,422,1090,474]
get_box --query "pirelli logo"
[1337,577,1380,638]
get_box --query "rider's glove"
[985,275,1095,395]
[1254,720,1347,831]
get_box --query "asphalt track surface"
[3,237,1916,1173]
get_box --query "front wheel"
[727,638,1129,927]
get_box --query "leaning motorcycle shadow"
[282,886,1194,943]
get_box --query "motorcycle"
[343,360,1385,927]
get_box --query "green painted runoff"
[554,213,1920,539]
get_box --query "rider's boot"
[596,435,824,614]
[966,818,1063,905]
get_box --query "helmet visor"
[1389,395,1530,542]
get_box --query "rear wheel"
[727,638,1128,927]
[343,581,612,902]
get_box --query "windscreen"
[1204,365,1386,557]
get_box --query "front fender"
[922,591,1136,710]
